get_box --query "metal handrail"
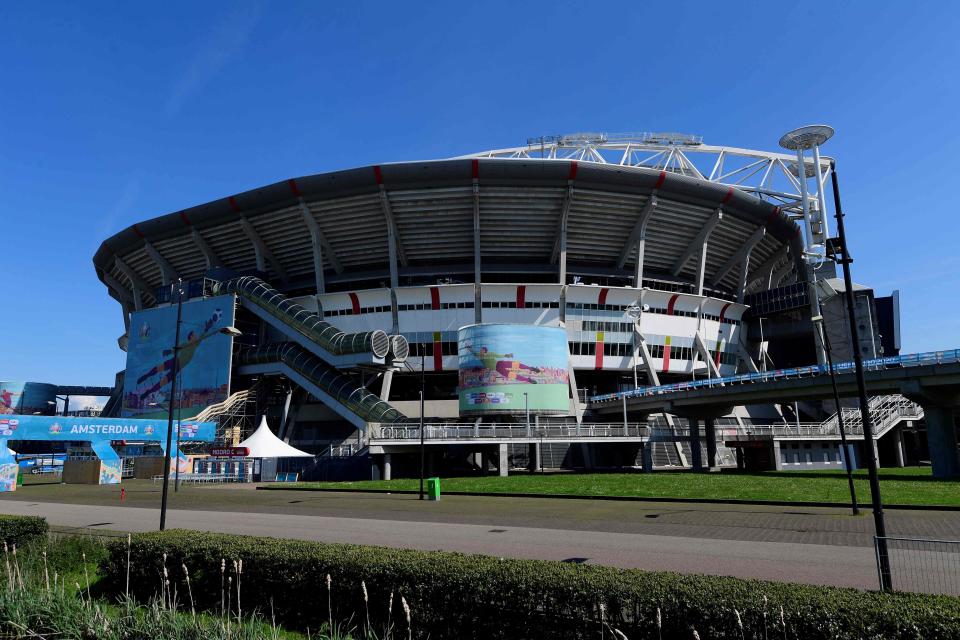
[590,349,960,403]
[239,343,407,424]
[213,276,391,357]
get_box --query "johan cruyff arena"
[93,130,924,480]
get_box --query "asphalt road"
[1,481,958,593]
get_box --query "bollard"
[120,488,126,502]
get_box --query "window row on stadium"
[319,302,738,326]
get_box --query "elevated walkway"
[590,349,960,416]
[212,276,404,369]
[237,343,407,430]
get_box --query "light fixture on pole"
[159,280,184,531]
[159,278,241,530]
[828,161,892,592]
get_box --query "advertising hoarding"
[122,295,235,419]
[458,324,570,415]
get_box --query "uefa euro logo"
[48,422,62,434]
[144,425,155,436]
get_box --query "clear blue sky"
[1,1,957,386]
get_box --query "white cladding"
[285,284,746,375]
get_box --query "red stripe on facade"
[598,287,609,306]
[132,224,145,238]
[228,196,240,213]
[722,187,734,204]
[433,332,443,371]
[430,286,440,311]
[568,161,578,181]
[471,159,479,179]
[595,335,604,370]
[373,165,383,185]
[666,294,680,316]
[288,179,301,197]
[662,343,671,373]
[718,302,731,324]
[516,285,526,309]
[348,292,360,315]
[654,171,666,190]
[178,211,192,226]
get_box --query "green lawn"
[266,467,960,507]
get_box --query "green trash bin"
[426,477,441,501]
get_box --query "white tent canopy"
[238,417,313,458]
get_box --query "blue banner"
[123,295,236,419]
[0,415,216,444]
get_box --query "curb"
[255,486,960,511]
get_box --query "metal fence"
[876,536,960,596]
[591,348,960,403]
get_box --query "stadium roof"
[94,157,805,309]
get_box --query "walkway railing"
[590,348,960,403]
[373,423,653,441]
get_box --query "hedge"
[0,515,48,548]
[101,530,960,640]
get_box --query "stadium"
[87,129,927,481]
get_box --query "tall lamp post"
[811,314,859,515]
[419,354,425,500]
[829,161,892,591]
[159,280,242,531]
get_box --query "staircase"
[193,388,258,444]
[819,394,923,438]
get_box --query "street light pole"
[812,314,859,516]
[830,162,892,591]
[419,354,425,500]
[159,280,183,531]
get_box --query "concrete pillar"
[689,419,703,471]
[383,453,392,481]
[528,443,541,472]
[735,447,744,470]
[893,427,905,468]
[925,405,960,478]
[771,441,783,471]
[371,457,382,480]
[480,452,489,475]
[641,443,653,473]
[705,418,717,469]
[497,443,509,477]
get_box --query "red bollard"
[120,488,126,502]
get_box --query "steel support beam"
[298,200,343,274]
[693,332,723,380]
[616,195,657,268]
[377,185,408,289]
[240,218,289,283]
[297,200,328,294]
[670,209,722,287]
[633,326,661,386]
[710,226,765,290]
[745,245,788,294]
[191,228,221,269]
[113,257,149,311]
[473,177,482,323]
[553,185,575,283]
[143,241,178,286]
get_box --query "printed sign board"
[458,324,570,415]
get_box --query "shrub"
[0,515,48,548]
[101,530,960,640]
